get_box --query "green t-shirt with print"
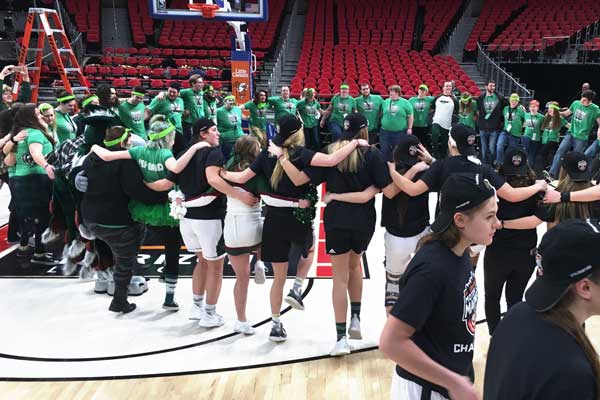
[118,101,147,139]
[523,112,545,142]
[568,100,600,141]
[355,95,384,131]
[128,146,173,182]
[503,106,526,137]
[148,96,184,133]
[54,109,77,144]
[458,101,477,129]
[329,95,356,124]
[541,116,567,144]
[483,94,499,118]
[14,128,54,177]
[217,106,244,143]
[243,101,268,131]
[180,88,205,124]
[381,98,413,131]
[204,99,218,123]
[296,99,322,128]
[408,96,434,128]
[268,96,298,123]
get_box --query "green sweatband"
[82,95,99,108]
[38,103,53,113]
[340,84,349,90]
[132,91,145,97]
[225,95,236,102]
[418,84,429,91]
[148,124,175,141]
[509,94,520,101]
[103,128,131,147]
[307,88,315,93]
[57,94,75,103]
[549,104,560,111]
[461,96,472,102]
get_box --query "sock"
[336,322,347,341]
[205,304,216,316]
[164,275,177,304]
[193,294,204,307]
[271,314,281,325]
[292,277,304,293]
[351,302,361,320]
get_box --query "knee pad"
[385,271,402,308]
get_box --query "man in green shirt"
[408,84,434,148]
[355,83,384,145]
[268,86,298,124]
[147,82,185,152]
[320,84,357,141]
[217,95,244,160]
[241,89,269,148]
[495,93,526,167]
[297,88,322,150]
[0,65,31,111]
[379,85,413,161]
[549,90,600,178]
[118,86,147,140]
[180,74,205,145]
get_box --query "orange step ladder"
[13,7,89,103]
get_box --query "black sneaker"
[16,247,34,259]
[284,289,305,310]
[31,253,62,265]
[162,300,180,311]
[269,323,287,342]
[108,298,136,314]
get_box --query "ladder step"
[63,68,81,72]
[69,86,90,91]
[27,67,40,71]
[58,48,73,53]
[29,8,58,14]
[27,48,43,52]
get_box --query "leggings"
[430,123,449,159]
[534,141,559,177]
[20,214,50,254]
[149,225,182,278]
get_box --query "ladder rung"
[69,87,89,91]
[50,29,63,33]
[27,48,43,52]
[64,68,81,72]
[27,67,40,71]
[58,48,73,53]
[29,8,58,14]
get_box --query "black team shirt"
[381,170,429,237]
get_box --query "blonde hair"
[325,127,368,173]
[270,129,305,190]
[147,114,174,149]
[554,168,593,222]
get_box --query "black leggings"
[484,245,535,335]
[20,215,49,254]
[534,141,559,177]
[149,225,182,278]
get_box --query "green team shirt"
[180,88,205,124]
[329,95,356,124]
[118,101,147,139]
[541,116,567,144]
[14,128,53,177]
[128,146,173,182]
[148,96,184,132]
[381,98,413,131]
[408,96,434,128]
[54,109,77,144]
[503,106,526,137]
[458,101,477,129]
[243,101,268,131]
[296,99,321,128]
[355,95,384,131]
[204,99,218,123]
[483,94,499,117]
[217,106,244,143]
[568,100,600,141]
[523,112,545,141]
[268,96,298,123]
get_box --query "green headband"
[82,95,99,108]
[509,95,520,101]
[461,95,472,102]
[340,84,349,90]
[419,84,429,91]
[225,95,236,102]
[57,94,75,103]
[204,85,214,92]
[306,88,315,93]
[148,124,175,141]
[132,91,145,97]
[549,104,560,110]
[38,103,53,113]
[103,128,131,147]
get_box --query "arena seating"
[579,37,600,62]
[63,0,100,44]
[127,0,154,46]
[420,0,462,52]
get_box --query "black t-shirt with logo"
[483,301,596,400]
[381,170,430,237]
[305,147,392,232]
[391,240,477,397]
[421,156,506,192]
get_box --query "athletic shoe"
[348,315,363,340]
[234,320,256,335]
[81,250,96,268]
[188,303,205,320]
[68,240,86,259]
[31,253,62,266]
[253,260,267,284]
[79,265,95,281]
[284,289,305,310]
[107,276,148,296]
[16,247,34,259]
[198,312,225,328]
[162,300,180,311]
[269,323,287,342]
[78,223,95,240]
[41,228,60,245]
[108,298,136,313]
[61,256,77,275]
[330,336,351,357]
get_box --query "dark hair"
[582,90,595,102]
[168,81,181,91]
[78,93,98,113]
[498,165,537,187]
[487,80,496,85]
[0,109,15,137]
[189,74,203,85]
[132,86,146,95]
[95,84,113,107]
[253,89,268,105]
[57,90,74,105]
[11,103,55,145]
[104,125,130,150]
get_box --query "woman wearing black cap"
[222,114,368,342]
[380,173,500,400]
[483,219,600,400]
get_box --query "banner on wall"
[231,59,251,104]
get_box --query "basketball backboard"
[149,0,268,22]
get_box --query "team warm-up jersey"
[243,101,268,131]
[216,106,244,143]
[268,96,298,123]
[523,112,545,142]
[304,147,392,232]
[355,95,384,131]
[328,95,356,124]
[421,156,506,193]
[408,96,434,128]
[381,97,413,131]
[148,96,185,132]
[391,240,477,398]
[483,302,596,400]
[381,170,429,237]
[118,101,147,139]
[54,109,77,144]
[503,106,526,137]
[179,88,205,124]
[432,95,457,130]
[296,99,322,129]
[568,100,600,141]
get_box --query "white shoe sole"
[348,328,362,340]
[162,304,180,311]
[269,336,287,342]
[234,327,256,335]
[198,320,225,328]
[284,295,305,311]
[330,348,351,357]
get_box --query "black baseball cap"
[193,117,216,136]
[431,173,497,233]
[340,113,368,140]
[450,124,477,157]
[526,219,600,312]
[561,151,591,182]
[393,134,421,167]
[502,147,529,176]
[272,114,302,146]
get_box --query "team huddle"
[1,60,600,399]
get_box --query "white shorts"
[391,373,448,400]
[224,212,263,251]
[179,218,225,260]
[384,227,430,275]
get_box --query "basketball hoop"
[187,3,220,19]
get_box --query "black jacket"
[476,92,507,131]
[81,153,167,225]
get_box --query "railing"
[267,0,298,93]
[476,42,534,101]
[481,42,600,65]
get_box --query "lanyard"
[60,111,76,133]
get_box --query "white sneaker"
[94,270,111,293]
[348,315,363,340]
[330,336,351,357]
[81,249,96,268]
[188,303,205,320]
[78,223,95,240]
[253,260,267,284]
[68,240,86,259]
[234,320,256,335]
[198,312,225,328]
[41,228,60,244]
[79,265,95,281]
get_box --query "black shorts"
[261,210,313,263]
[325,228,374,255]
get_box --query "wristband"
[10,136,17,144]
[560,192,571,203]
